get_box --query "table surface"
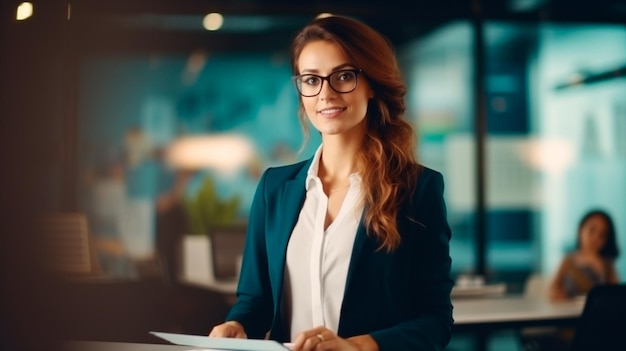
[182,277,585,327]
[183,276,585,329]
[452,294,585,329]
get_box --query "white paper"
[150,331,289,351]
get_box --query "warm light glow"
[519,138,575,174]
[316,13,334,19]
[165,134,255,174]
[16,2,33,21]
[203,13,223,31]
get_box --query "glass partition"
[399,21,477,279]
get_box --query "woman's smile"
[318,106,346,118]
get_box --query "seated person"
[549,209,620,301]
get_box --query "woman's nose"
[318,80,337,99]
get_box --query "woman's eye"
[304,76,320,85]
[338,72,354,81]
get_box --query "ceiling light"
[203,13,223,31]
[16,2,33,21]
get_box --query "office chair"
[40,212,99,275]
[570,283,626,351]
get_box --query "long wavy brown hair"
[291,15,421,252]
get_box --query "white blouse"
[283,146,363,340]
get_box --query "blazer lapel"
[268,161,310,305]
[337,219,368,335]
[276,176,307,247]
[344,220,368,296]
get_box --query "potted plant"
[180,176,241,285]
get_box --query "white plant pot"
[181,234,215,285]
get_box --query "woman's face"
[579,214,609,254]
[296,40,373,138]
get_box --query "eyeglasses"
[292,69,363,97]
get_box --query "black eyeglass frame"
[292,68,364,97]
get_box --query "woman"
[209,15,454,351]
[549,209,620,301]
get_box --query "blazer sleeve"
[369,169,454,351]
[224,170,274,339]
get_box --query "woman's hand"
[549,288,569,302]
[208,321,247,338]
[291,326,378,351]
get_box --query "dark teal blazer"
[226,158,454,351]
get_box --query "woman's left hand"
[291,326,378,351]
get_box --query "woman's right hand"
[208,321,247,338]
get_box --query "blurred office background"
[1,0,625,350]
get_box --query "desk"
[452,295,585,351]
[451,283,507,298]
[182,279,585,331]
[453,295,585,331]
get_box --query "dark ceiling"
[67,0,626,54]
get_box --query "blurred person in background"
[549,209,620,301]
